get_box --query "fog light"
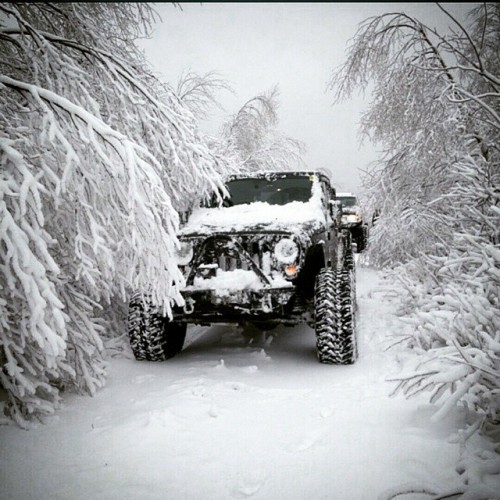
[284,264,298,277]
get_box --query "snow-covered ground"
[0,265,494,500]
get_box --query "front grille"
[217,236,272,272]
[186,233,295,286]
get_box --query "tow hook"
[183,298,195,315]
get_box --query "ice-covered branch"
[220,87,304,173]
[176,70,233,120]
[0,2,226,426]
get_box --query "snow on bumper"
[173,285,297,322]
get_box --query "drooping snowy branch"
[176,70,234,121]
[221,87,305,173]
[0,3,225,426]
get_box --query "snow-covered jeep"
[336,192,368,253]
[128,171,357,364]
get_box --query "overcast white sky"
[139,2,474,192]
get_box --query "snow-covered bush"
[0,3,224,426]
[391,152,499,428]
[330,3,499,495]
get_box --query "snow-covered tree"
[174,70,242,181]
[174,76,305,177]
[0,3,224,426]
[222,87,305,173]
[330,4,499,495]
[176,70,233,121]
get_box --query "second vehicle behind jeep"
[336,192,368,253]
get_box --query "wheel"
[354,233,364,253]
[353,225,367,253]
[338,264,358,361]
[314,267,357,365]
[342,233,357,312]
[343,230,354,271]
[128,293,186,361]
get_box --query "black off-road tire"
[353,225,368,253]
[343,234,357,312]
[343,230,354,272]
[128,294,186,361]
[314,267,357,365]
[354,231,366,253]
[338,264,358,361]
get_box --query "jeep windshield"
[338,196,357,207]
[216,176,314,207]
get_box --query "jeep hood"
[179,199,327,238]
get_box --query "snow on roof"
[179,174,327,237]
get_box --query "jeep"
[336,192,368,253]
[128,171,357,364]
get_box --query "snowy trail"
[1,267,466,500]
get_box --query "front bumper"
[172,286,307,324]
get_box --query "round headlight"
[175,241,194,265]
[274,238,299,264]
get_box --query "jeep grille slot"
[216,239,265,272]
[221,256,237,272]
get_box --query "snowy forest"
[0,2,499,498]
[331,2,499,442]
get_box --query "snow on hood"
[179,180,327,237]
